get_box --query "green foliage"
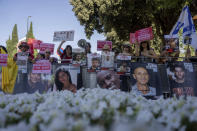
[26,22,35,40]
[70,0,196,53]
[6,24,18,57]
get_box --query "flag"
[170,6,196,37]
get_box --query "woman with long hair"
[57,41,72,64]
[55,68,77,93]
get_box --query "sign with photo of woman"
[167,62,196,97]
[130,63,162,97]
[116,55,131,75]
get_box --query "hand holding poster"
[53,31,75,41]
[0,54,8,66]
[39,43,55,54]
[97,41,112,51]
[32,60,51,74]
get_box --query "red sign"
[135,27,153,43]
[39,43,55,54]
[130,33,137,44]
[0,54,8,66]
[97,41,112,51]
[32,60,51,74]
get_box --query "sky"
[0,0,105,57]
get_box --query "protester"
[121,43,132,56]
[13,42,34,62]
[55,68,77,93]
[85,42,91,55]
[33,52,45,62]
[57,41,72,64]
[131,67,156,96]
[44,49,58,64]
[97,70,120,89]
[136,41,158,63]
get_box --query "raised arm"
[57,41,66,56]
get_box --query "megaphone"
[77,39,87,49]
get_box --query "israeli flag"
[170,6,196,37]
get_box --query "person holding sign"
[121,43,132,56]
[131,67,156,96]
[136,41,158,63]
[57,41,72,64]
[13,42,34,62]
[85,42,91,55]
[44,49,57,64]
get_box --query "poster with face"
[164,35,179,53]
[116,55,131,75]
[52,65,80,91]
[167,62,196,97]
[101,52,114,69]
[130,63,162,96]
[72,48,86,66]
[87,53,101,72]
[16,52,29,73]
[97,70,120,89]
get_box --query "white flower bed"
[0,88,197,131]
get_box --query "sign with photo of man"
[87,53,101,72]
[167,62,196,97]
[116,55,131,75]
[130,63,162,97]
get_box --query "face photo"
[87,53,101,72]
[101,52,114,69]
[97,70,120,89]
[130,63,162,96]
[167,62,196,97]
[72,52,86,66]
[164,36,179,52]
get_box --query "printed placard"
[116,54,131,75]
[135,27,154,43]
[32,60,51,74]
[130,33,137,44]
[97,41,112,51]
[72,48,86,66]
[87,53,101,72]
[0,54,8,66]
[17,52,29,73]
[39,43,55,54]
[101,52,114,69]
[53,31,75,41]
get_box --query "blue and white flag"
[170,6,196,37]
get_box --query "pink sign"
[39,43,55,54]
[32,60,51,74]
[97,41,112,51]
[0,54,8,66]
[135,27,153,43]
[130,33,137,44]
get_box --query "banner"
[97,41,112,51]
[167,62,196,97]
[53,31,75,41]
[130,33,137,44]
[116,55,131,75]
[130,63,162,97]
[87,53,101,72]
[39,43,55,54]
[16,52,29,73]
[0,54,8,66]
[135,27,154,43]
[32,60,51,74]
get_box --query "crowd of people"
[0,39,197,98]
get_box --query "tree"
[26,22,35,40]
[6,24,18,57]
[70,0,196,53]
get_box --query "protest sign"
[39,43,55,54]
[101,52,114,69]
[32,60,51,74]
[97,41,112,51]
[130,33,137,44]
[116,55,131,75]
[87,53,101,72]
[53,31,74,41]
[0,54,8,66]
[16,52,29,73]
[72,48,86,66]
[135,27,154,43]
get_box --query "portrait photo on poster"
[116,55,131,75]
[101,52,114,69]
[167,62,197,97]
[72,48,86,66]
[87,53,101,72]
[97,70,120,90]
[52,65,80,92]
[130,63,162,96]
[164,35,179,53]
